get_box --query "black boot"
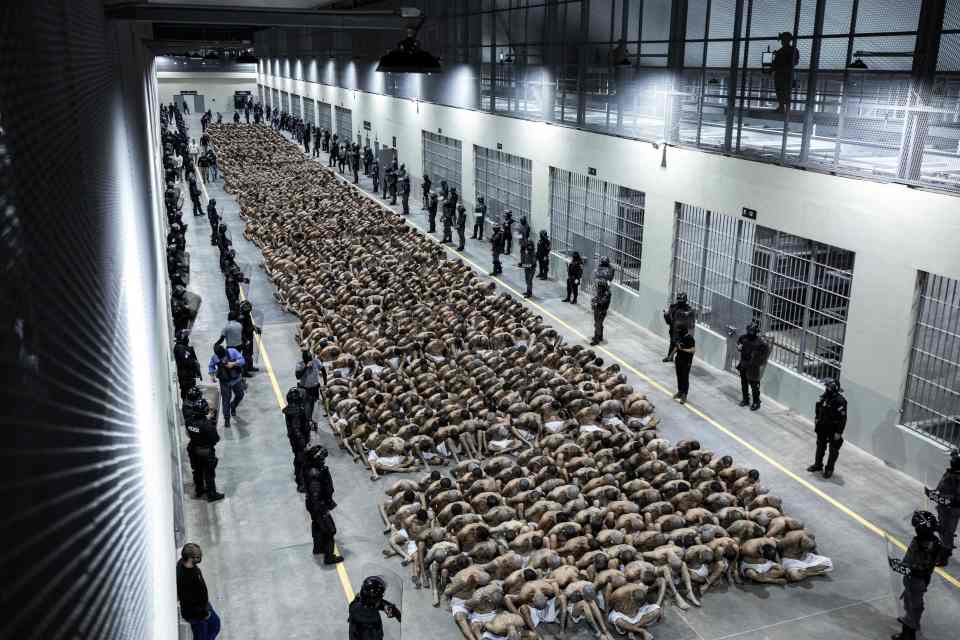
[739,399,750,407]
[824,449,840,479]
[324,553,344,565]
[750,402,761,411]
[806,464,823,472]
[935,546,952,567]
[891,622,916,640]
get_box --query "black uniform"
[810,388,847,476]
[174,341,202,399]
[172,292,192,333]
[421,175,432,209]
[387,168,398,205]
[520,241,536,297]
[188,179,203,217]
[427,192,439,233]
[348,595,398,640]
[284,398,311,491]
[441,197,454,243]
[371,160,380,193]
[564,256,583,304]
[351,147,361,184]
[736,333,770,409]
[473,200,487,240]
[328,137,339,167]
[536,232,551,279]
[455,205,467,250]
[896,531,941,638]
[305,459,338,560]
[663,301,696,360]
[400,175,411,215]
[206,201,220,246]
[674,332,695,400]
[502,212,514,255]
[184,402,221,499]
[490,228,504,276]
[239,306,260,375]
[934,466,960,564]
[224,272,241,316]
[591,283,611,345]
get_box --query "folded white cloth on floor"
[740,560,775,577]
[782,552,833,573]
[436,442,449,456]
[608,604,660,627]
[395,528,417,557]
[529,597,557,627]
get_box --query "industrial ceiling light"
[847,58,868,70]
[377,21,442,74]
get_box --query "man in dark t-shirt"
[673,326,695,404]
[176,543,221,639]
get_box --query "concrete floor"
[176,114,960,639]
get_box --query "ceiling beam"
[105,2,416,30]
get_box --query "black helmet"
[677,292,688,304]
[239,300,253,314]
[600,256,610,267]
[911,510,938,534]
[209,198,217,206]
[823,379,841,395]
[286,387,303,405]
[308,445,329,464]
[360,576,387,606]
[746,321,760,336]
[172,285,186,298]
[175,329,190,345]
[186,386,204,403]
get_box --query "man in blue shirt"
[208,344,245,428]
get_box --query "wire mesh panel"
[303,97,316,126]
[257,84,264,105]
[473,145,532,227]
[271,87,279,109]
[317,100,333,132]
[281,91,290,113]
[422,130,463,194]
[291,93,302,118]
[335,106,353,143]
[548,168,645,293]
[671,203,855,381]
[902,273,960,447]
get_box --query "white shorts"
[740,560,775,577]
[529,597,557,627]
[689,564,709,580]
[489,439,513,450]
[368,451,403,467]
[782,552,833,573]
[568,594,602,624]
[544,420,564,433]
[395,529,417,558]
[608,604,660,629]
[470,610,497,625]
[481,633,509,640]
[451,596,470,617]
[579,424,605,434]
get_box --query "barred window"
[671,204,855,381]
[291,93,302,118]
[901,273,960,448]
[317,101,332,132]
[548,168,645,293]
[422,131,463,195]
[271,88,279,109]
[473,145,532,225]
[335,106,353,143]
[281,91,289,113]
[303,97,316,126]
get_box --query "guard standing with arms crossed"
[427,191,439,233]
[807,379,847,479]
[562,252,583,304]
[889,511,942,640]
[455,203,467,251]
[473,196,487,240]
[590,279,611,346]
[536,230,551,279]
[489,223,504,276]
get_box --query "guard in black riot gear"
[594,255,615,283]
[427,191,439,233]
[174,330,203,399]
[421,174,432,209]
[206,198,220,246]
[890,511,942,640]
[238,300,261,376]
[932,450,960,566]
[519,239,536,298]
[371,159,380,193]
[473,196,487,240]
[807,379,847,479]
[387,165,398,205]
[348,576,401,640]
[224,266,242,316]
[536,230,551,279]
[304,445,343,564]
[502,210,514,255]
[171,285,192,332]
[489,224,504,276]
[399,172,411,215]
[183,387,224,502]
[663,292,696,362]
[455,203,467,251]
[283,387,311,492]
[188,175,203,217]
[562,252,583,304]
[736,321,771,411]
[441,194,454,243]
[591,279,611,346]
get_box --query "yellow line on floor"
[330,174,960,590]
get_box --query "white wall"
[157,71,257,117]
[260,70,960,482]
